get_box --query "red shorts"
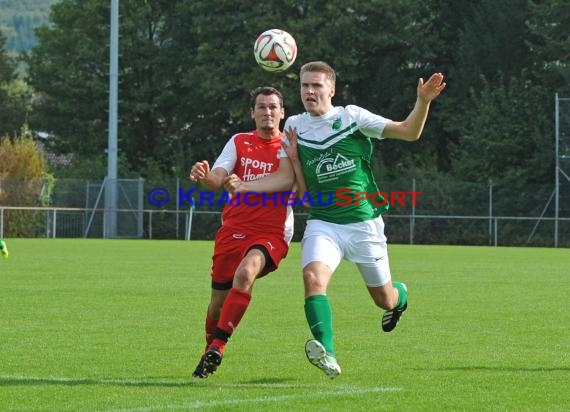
[211,226,289,288]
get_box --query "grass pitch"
[0,239,569,411]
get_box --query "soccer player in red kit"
[189,87,294,378]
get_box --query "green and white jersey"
[284,105,391,224]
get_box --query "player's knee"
[303,268,325,291]
[233,266,257,290]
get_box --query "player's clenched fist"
[189,160,210,182]
[223,174,243,195]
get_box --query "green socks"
[304,295,335,356]
[304,286,406,356]
[393,281,408,309]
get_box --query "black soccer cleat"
[192,356,209,378]
[204,346,223,372]
[382,302,407,332]
[192,346,223,378]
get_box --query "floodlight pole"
[554,93,559,248]
[105,0,119,238]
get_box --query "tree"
[0,31,13,82]
[25,0,559,193]
[0,0,58,52]
[528,0,570,93]
[421,0,538,173]
[0,125,53,236]
[26,0,201,179]
[453,0,533,89]
[25,0,111,158]
[452,76,552,187]
[0,30,32,138]
[25,0,440,181]
[162,0,304,166]
[168,0,439,179]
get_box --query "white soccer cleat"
[304,339,341,378]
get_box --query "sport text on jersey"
[241,157,276,182]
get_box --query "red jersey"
[212,130,294,243]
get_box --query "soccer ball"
[253,29,297,72]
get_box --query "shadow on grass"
[0,375,297,388]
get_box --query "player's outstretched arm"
[224,159,295,195]
[383,72,446,141]
[188,160,228,191]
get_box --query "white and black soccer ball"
[253,29,297,72]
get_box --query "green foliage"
[0,124,53,236]
[431,0,536,173]
[0,31,14,81]
[452,76,553,186]
[25,0,110,158]
[0,0,58,52]
[454,0,533,90]
[528,0,570,93]
[0,78,34,137]
[164,0,304,164]
[0,125,48,194]
[15,0,570,215]
[0,31,33,138]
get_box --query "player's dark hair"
[300,61,336,86]
[250,86,283,109]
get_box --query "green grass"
[1,239,569,411]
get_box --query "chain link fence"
[0,177,569,246]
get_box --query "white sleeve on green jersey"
[346,105,391,140]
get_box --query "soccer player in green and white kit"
[0,239,8,259]
[225,61,445,378]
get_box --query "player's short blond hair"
[300,61,336,87]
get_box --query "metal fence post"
[138,177,144,238]
[186,205,194,241]
[46,209,50,238]
[410,178,416,245]
[489,180,493,246]
[554,93,559,248]
[52,209,57,238]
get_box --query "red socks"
[210,288,252,352]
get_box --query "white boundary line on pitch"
[0,375,402,411]
[109,386,403,412]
